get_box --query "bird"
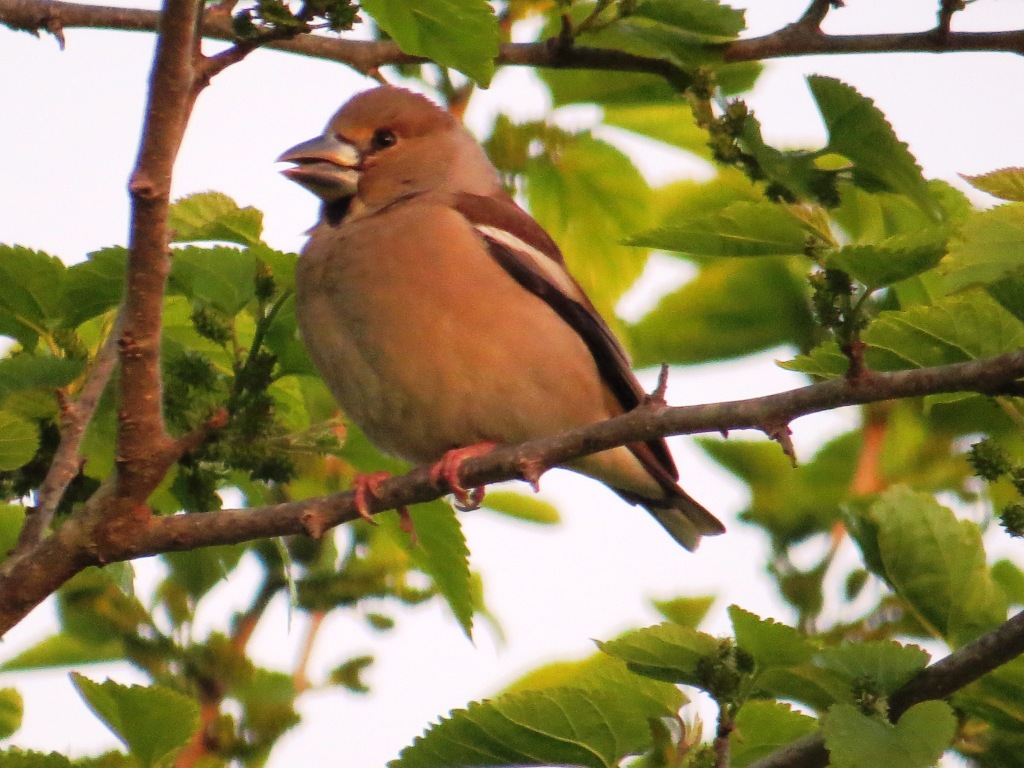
[277,85,725,550]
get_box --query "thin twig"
[14,312,123,551]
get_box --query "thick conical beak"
[277,134,361,202]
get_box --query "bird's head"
[278,86,499,221]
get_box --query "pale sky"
[2,1,1024,765]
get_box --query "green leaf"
[598,621,718,686]
[543,68,677,108]
[822,701,956,768]
[630,201,809,257]
[168,192,263,246]
[0,411,38,471]
[0,689,22,739]
[0,356,85,404]
[808,76,936,217]
[481,490,560,524]
[162,544,247,599]
[815,641,929,695]
[525,133,651,317]
[992,559,1024,605]
[406,500,474,638]
[731,700,817,768]
[390,673,678,768]
[71,674,200,768]
[866,291,1024,370]
[627,257,814,367]
[939,203,1024,294]
[0,245,66,349]
[234,669,300,747]
[729,606,815,669]
[60,248,127,328]
[859,486,1006,645]
[603,103,711,156]
[170,246,258,315]
[630,0,745,39]
[0,750,74,767]
[778,341,849,377]
[699,432,858,545]
[1,633,124,671]
[0,506,25,565]
[754,664,851,712]
[652,595,715,628]
[825,229,948,288]
[360,0,498,85]
[962,167,1024,202]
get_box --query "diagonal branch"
[1,348,1023,635]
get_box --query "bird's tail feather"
[643,491,725,552]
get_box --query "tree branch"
[749,607,1024,768]
[1,348,1023,635]
[14,314,123,552]
[2,0,1022,87]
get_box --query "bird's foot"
[429,442,498,511]
[351,471,391,524]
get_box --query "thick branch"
[116,0,202,501]
[2,0,1022,84]
[2,349,1023,635]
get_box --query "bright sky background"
[2,1,1024,765]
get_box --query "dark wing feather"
[453,192,679,482]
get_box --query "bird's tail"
[642,490,725,552]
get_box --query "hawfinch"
[279,86,725,550]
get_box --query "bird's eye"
[370,128,398,151]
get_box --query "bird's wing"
[453,191,679,482]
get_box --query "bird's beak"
[277,134,361,202]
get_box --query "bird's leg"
[351,471,417,540]
[351,471,391,523]
[429,442,498,511]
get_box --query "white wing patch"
[474,224,587,304]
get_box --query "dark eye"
[370,128,397,152]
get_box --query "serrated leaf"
[525,133,651,317]
[71,675,199,768]
[391,678,676,768]
[630,201,809,257]
[481,490,559,524]
[168,192,263,246]
[808,76,936,217]
[962,167,1024,202]
[652,595,715,628]
[169,246,258,315]
[815,641,929,695]
[778,341,849,377]
[0,245,66,349]
[754,664,851,712]
[360,0,498,85]
[598,621,718,686]
[0,633,124,671]
[731,700,817,768]
[866,291,1024,370]
[60,247,127,328]
[406,500,474,638]
[729,606,815,669]
[824,229,948,288]
[822,701,956,768]
[0,689,22,739]
[627,257,814,367]
[0,411,38,471]
[939,203,1024,294]
[862,486,1006,645]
